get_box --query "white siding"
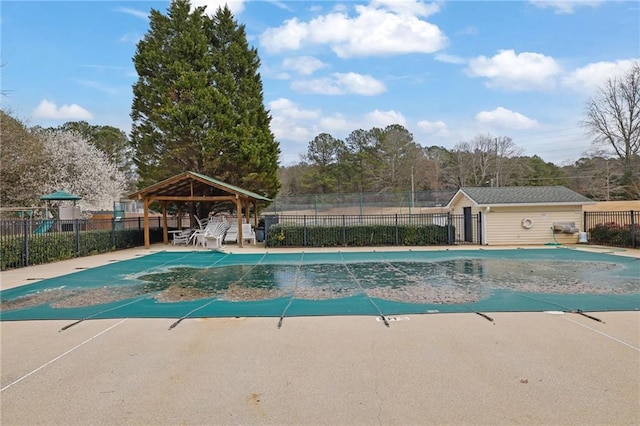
[449,193,584,245]
[485,206,583,245]
[450,196,480,215]
[449,195,482,243]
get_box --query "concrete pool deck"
[1,244,639,425]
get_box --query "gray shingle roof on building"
[459,186,594,205]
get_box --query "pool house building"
[446,186,596,246]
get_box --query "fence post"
[111,218,116,247]
[447,213,453,245]
[74,219,80,255]
[631,210,636,249]
[477,212,482,245]
[343,215,347,247]
[23,219,29,267]
[303,215,307,247]
[395,214,398,245]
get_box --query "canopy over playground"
[128,171,271,248]
[40,190,82,202]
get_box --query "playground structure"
[0,191,84,235]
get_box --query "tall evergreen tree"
[130,0,280,197]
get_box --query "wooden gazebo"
[128,171,271,248]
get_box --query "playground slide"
[34,220,54,234]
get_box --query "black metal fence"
[263,213,482,247]
[584,210,638,249]
[0,217,165,270]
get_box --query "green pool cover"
[1,248,638,321]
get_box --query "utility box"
[59,206,81,220]
[59,206,81,231]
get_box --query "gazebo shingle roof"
[128,171,271,202]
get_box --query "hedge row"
[266,224,453,247]
[0,228,164,270]
[588,223,637,248]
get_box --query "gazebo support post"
[143,198,150,248]
[162,201,168,245]
[236,196,243,248]
[252,200,258,228]
[176,204,182,229]
[244,199,250,224]
[188,203,195,228]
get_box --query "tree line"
[277,126,638,200]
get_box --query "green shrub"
[266,224,452,247]
[589,222,635,247]
[0,228,165,270]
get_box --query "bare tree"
[423,146,450,190]
[582,63,640,183]
[449,134,517,187]
[495,136,524,186]
[376,124,422,192]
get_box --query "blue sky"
[2,1,639,166]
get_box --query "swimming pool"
[1,248,638,323]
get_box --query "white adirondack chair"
[203,221,231,249]
[171,229,192,245]
[241,223,256,245]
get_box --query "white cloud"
[475,107,538,129]
[318,114,351,133]
[269,98,320,120]
[455,25,478,36]
[282,56,328,75]
[291,72,386,95]
[435,53,466,64]
[266,0,293,12]
[191,0,245,16]
[417,120,449,136]
[529,1,604,14]
[268,98,320,146]
[466,49,562,91]
[370,0,441,17]
[273,72,290,80]
[78,80,118,95]
[260,1,447,58]
[115,7,149,20]
[364,109,407,127]
[32,100,93,120]
[562,59,639,92]
[119,32,143,44]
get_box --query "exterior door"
[463,207,473,242]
